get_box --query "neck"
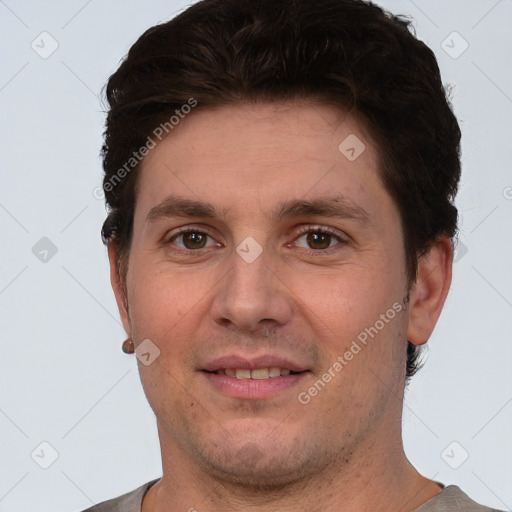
[143,427,442,512]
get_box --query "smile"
[206,367,298,379]
[201,369,309,399]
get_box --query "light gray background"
[0,1,511,511]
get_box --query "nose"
[210,245,294,332]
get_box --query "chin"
[203,453,312,489]
[194,436,337,490]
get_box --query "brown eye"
[181,232,207,249]
[166,226,222,253]
[294,228,342,251]
[306,232,332,250]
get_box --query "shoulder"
[415,485,505,512]
[77,479,160,512]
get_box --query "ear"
[407,236,453,346]
[107,242,131,336]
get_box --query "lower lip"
[201,371,309,399]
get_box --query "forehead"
[135,102,388,223]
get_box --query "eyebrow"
[145,194,370,224]
[274,196,370,224]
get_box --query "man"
[82,0,502,510]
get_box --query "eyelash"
[164,224,348,256]
[291,225,347,255]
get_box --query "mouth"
[200,355,310,399]
[203,367,302,379]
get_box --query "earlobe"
[107,242,131,336]
[406,236,453,346]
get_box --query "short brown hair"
[100,0,461,380]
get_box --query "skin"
[108,102,452,512]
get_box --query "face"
[112,102,420,486]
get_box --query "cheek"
[126,264,207,411]
[294,263,407,389]
[296,262,403,337]
[126,260,207,343]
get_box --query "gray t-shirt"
[79,479,504,511]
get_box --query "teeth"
[235,369,251,379]
[215,368,295,379]
[269,366,281,377]
[251,368,269,379]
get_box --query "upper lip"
[202,355,309,373]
